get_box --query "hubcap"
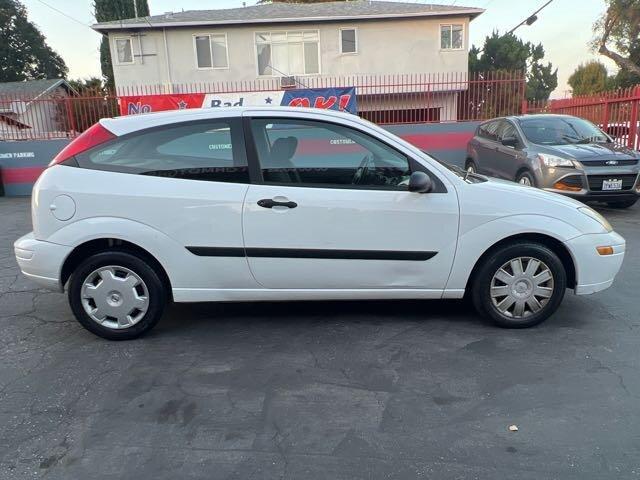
[81,266,149,330]
[518,176,532,186]
[490,257,554,319]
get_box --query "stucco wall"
[110,16,471,91]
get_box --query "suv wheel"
[471,242,567,328]
[68,250,167,340]
[516,171,536,187]
[465,159,477,174]
[606,198,637,209]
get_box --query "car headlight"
[538,153,576,168]
[578,206,613,232]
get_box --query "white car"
[14,107,625,340]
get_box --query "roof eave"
[92,8,485,33]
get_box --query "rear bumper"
[14,233,72,291]
[564,231,625,295]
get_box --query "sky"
[21,0,614,98]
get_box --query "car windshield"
[519,116,611,145]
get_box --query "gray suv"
[466,114,640,208]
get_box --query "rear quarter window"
[75,119,249,183]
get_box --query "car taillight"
[49,122,116,167]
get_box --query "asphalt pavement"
[1,196,639,479]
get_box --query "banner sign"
[120,87,357,115]
[121,94,205,115]
[202,91,284,108]
[282,87,357,114]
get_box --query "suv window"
[478,120,500,141]
[249,118,411,188]
[497,121,519,142]
[75,119,248,183]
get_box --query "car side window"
[498,122,519,142]
[249,118,411,189]
[479,120,501,142]
[75,119,249,183]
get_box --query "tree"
[94,0,149,89]
[593,0,640,78]
[0,0,67,82]
[469,31,558,101]
[61,77,118,133]
[568,61,610,95]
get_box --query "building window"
[255,30,320,76]
[340,28,357,54]
[440,24,464,50]
[114,37,134,64]
[194,34,229,69]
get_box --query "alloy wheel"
[518,176,532,186]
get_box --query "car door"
[492,120,526,180]
[240,112,459,291]
[474,120,501,176]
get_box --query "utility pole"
[133,0,138,18]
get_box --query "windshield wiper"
[575,138,597,144]
[561,135,600,145]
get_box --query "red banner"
[119,94,206,116]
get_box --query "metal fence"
[527,86,640,150]
[1,71,526,141]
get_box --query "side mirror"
[408,171,433,193]
[502,136,519,148]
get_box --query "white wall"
[109,16,472,92]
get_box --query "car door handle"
[257,198,298,209]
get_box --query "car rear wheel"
[465,159,477,174]
[68,250,167,340]
[471,242,567,328]
[516,171,536,187]
[606,198,638,209]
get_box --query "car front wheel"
[516,171,536,187]
[465,159,478,174]
[68,250,167,340]
[471,242,567,328]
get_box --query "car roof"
[509,114,580,122]
[100,106,360,136]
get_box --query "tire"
[68,250,167,340]
[606,198,638,209]
[516,170,536,187]
[471,242,567,328]
[465,159,478,174]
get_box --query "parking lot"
[0,196,639,479]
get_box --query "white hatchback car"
[15,107,625,340]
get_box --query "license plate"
[602,179,623,190]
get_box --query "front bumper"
[542,168,639,202]
[564,231,625,295]
[14,233,72,291]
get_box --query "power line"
[32,0,93,29]
[507,0,555,35]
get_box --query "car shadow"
[154,298,483,336]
